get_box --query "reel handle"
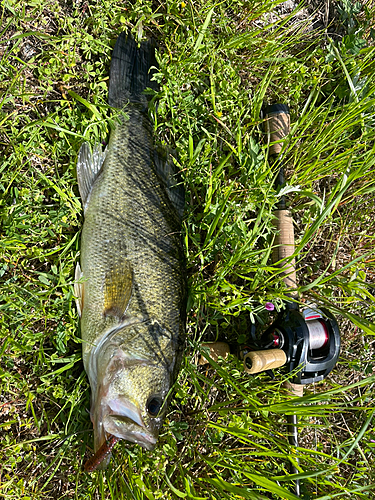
[196,344,287,376]
[243,349,287,374]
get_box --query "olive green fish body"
[80,110,184,366]
[76,34,185,459]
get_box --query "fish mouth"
[99,398,157,451]
[104,414,157,450]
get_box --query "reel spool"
[246,307,340,384]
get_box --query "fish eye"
[146,396,163,417]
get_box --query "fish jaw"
[104,413,158,451]
[92,394,158,453]
[105,395,158,450]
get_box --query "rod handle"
[243,349,287,374]
[197,342,230,365]
[265,104,290,155]
[284,380,304,398]
[273,209,297,290]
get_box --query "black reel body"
[261,307,341,384]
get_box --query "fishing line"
[306,320,329,351]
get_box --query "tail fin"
[108,32,159,109]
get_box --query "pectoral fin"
[77,142,107,212]
[103,261,133,319]
[74,262,84,317]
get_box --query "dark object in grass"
[84,435,120,472]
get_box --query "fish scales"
[76,33,186,467]
[81,110,184,366]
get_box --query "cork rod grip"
[266,108,290,156]
[284,380,304,398]
[197,342,230,365]
[273,209,297,289]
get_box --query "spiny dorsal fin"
[103,261,133,319]
[77,142,107,212]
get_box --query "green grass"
[1,0,375,498]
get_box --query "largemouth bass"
[75,32,186,466]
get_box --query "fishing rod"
[250,103,341,495]
[244,104,340,389]
[197,104,341,496]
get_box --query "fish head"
[90,320,176,454]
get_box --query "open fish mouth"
[97,398,158,450]
[103,413,157,450]
[87,400,157,471]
